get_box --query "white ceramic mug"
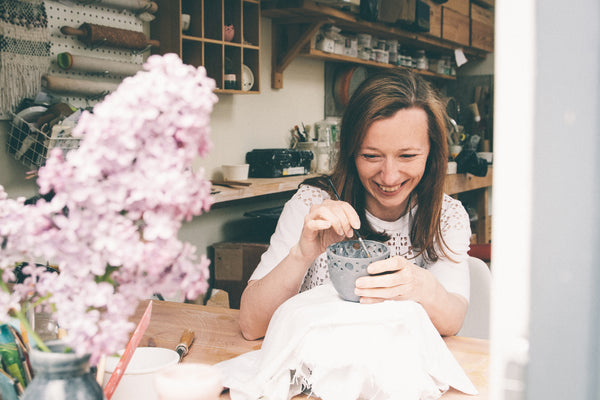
[181,14,190,31]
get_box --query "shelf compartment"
[182,40,204,68]
[224,0,242,43]
[204,42,224,88]
[225,45,242,89]
[204,0,223,40]
[182,0,203,37]
[243,1,260,46]
[242,48,259,92]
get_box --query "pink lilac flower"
[0,54,218,363]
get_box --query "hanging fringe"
[0,0,50,114]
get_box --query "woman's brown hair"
[305,69,450,262]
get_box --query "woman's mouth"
[376,182,403,193]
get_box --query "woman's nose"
[380,158,401,183]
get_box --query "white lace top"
[249,185,472,300]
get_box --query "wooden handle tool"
[175,329,195,361]
[61,23,159,50]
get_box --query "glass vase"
[23,340,105,400]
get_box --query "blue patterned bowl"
[326,240,390,302]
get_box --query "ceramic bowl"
[103,347,180,400]
[222,164,249,181]
[326,240,390,302]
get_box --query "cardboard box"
[211,242,269,309]
[442,0,469,15]
[442,6,470,46]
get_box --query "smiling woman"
[238,69,470,341]
[354,107,430,222]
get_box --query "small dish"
[242,64,254,91]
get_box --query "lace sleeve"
[248,185,329,282]
[426,195,472,300]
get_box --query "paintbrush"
[326,177,371,257]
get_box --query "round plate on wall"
[242,64,254,91]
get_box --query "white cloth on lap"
[216,284,477,400]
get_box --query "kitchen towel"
[0,0,51,114]
[216,284,477,400]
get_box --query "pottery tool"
[103,301,152,400]
[60,23,160,50]
[57,52,142,76]
[175,329,195,362]
[326,177,371,257]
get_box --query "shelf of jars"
[262,0,489,88]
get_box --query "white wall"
[200,17,325,180]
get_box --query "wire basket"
[7,112,81,170]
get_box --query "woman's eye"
[361,154,380,160]
[400,154,416,158]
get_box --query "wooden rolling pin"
[60,23,159,50]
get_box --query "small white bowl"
[222,164,249,181]
[103,347,180,400]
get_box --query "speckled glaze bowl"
[326,240,390,302]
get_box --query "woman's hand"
[354,255,435,304]
[295,199,361,262]
[354,255,468,336]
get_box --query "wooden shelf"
[212,168,492,203]
[151,0,261,94]
[305,48,456,81]
[262,0,490,88]
[211,167,492,244]
[211,174,315,204]
[445,166,493,195]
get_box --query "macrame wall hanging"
[0,0,51,116]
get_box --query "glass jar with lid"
[415,50,428,70]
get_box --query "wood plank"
[211,168,492,204]
[445,167,493,195]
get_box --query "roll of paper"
[57,52,141,76]
[76,0,157,12]
[42,74,119,96]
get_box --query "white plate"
[12,106,47,129]
[242,64,254,91]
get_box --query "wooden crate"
[442,0,469,15]
[471,19,494,51]
[442,6,470,46]
[470,3,494,52]
[422,0,441,37]
[471,2,494,25]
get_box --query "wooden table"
[132,300,489,399]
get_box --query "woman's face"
[355,107,430,221]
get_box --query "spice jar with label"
[224,74,237,90]
[415,50,428,70]
[316,141,331,173]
